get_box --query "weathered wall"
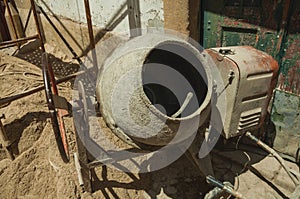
[188,0,201,42]
[163,0,201,41]
[38,0,164,34]
[11,0,201,57]
[12,0,164,57]
[163,0,189,35]
[276,0,300,95]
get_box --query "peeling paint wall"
[11,0,164,57]
[201,0,299,96]
[38,0,164,34]
[277,1,300,95]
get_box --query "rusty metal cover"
[206,46,279,138]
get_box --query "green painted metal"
[202,0,299,95]
[203,0,281,56]
[276,2,300,94]
[221,26,257,47]
[201,0,300,162]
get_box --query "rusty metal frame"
[74,0,143,192]
[0,0,59,106]
[0,0,43,50]
[2,0,21,48]
[0,0,95,109]
[0,0,47,160]
[0,0,70,161]
[83,0,98,70]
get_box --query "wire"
[245,132,300,186]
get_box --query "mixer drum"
[95,34,213,146]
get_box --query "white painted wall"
[38,0,164,34]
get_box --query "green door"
[202,0,283,58]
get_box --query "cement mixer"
[95,34,213,147]
[95,33,278,148]
[41,31,300,197]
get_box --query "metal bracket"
[52,94,72,116]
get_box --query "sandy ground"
[0,41,299,199]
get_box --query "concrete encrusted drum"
[96,33,213,146]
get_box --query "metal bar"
[83,0,95,50]
[0,70,85,106]
[39,0,84,52]
[30,2,56,101]
[127,0,142,37]
[0,43,18,50]
[3,0,20,48]
[30,3,63,107]
[38,5,84,66]
[0,34,38,47]
[31,2,61,136]
[83,0,98,69]
[30,0,45,52]
[23,7,32,32]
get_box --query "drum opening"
[142,42,208,118]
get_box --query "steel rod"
[38,5,84,66]
[83,0,98,69]
[83,0,95,50]
[23,7,32,32]
[0,70,85,106]
[30,0,45,52]
[0,34,38,47]
[3,0,20,48]
[31,0,58,104]
[0,43,18,50]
